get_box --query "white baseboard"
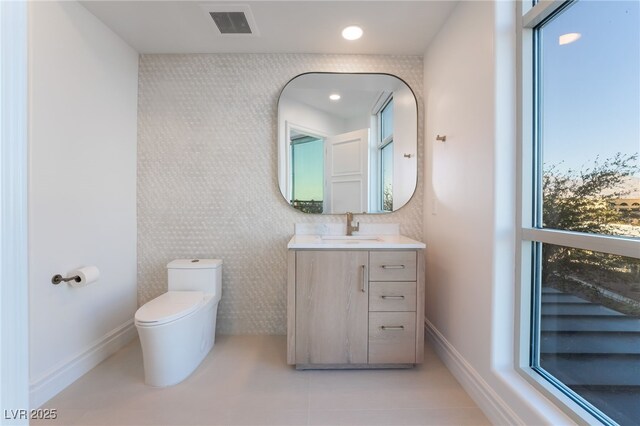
[29,320,137,408]
[425,319,523,426]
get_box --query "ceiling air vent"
[201,4,259,36]
[210,11,252,34]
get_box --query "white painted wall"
[423,1,573,424]
[344,113,370,133]
[28,1,138,407]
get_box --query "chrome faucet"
[346,212,360,236]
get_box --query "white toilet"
[135,259,222,387]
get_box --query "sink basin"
[320,235,381,244]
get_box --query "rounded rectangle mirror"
[278,72,418,214]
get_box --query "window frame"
[377,95,394,212]
[0,0,30,414]
[515,1,640,424]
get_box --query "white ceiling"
[80,1,458,54]
[283,73,404,118]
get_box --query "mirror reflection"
[278,73,418,214]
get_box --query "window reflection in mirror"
[378,97,394,212]
[277,73,417,214]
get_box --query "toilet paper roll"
[69,266,100,288]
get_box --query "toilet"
[135,259,222,387]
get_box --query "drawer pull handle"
[381,295,405,300]
[360,265,367,293]
[381,325,405,331]
[381,265,405,269]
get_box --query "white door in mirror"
[325,128,369,214]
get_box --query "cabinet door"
[295,250,369,364]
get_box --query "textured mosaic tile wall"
[138,54,424,334]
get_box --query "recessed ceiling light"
[329,94,341,101]
[342,26,363,41]
[559,32,581,45]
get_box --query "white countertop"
[288,234,426,250]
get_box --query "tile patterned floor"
[34,335,490,425]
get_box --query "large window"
[521,1,639,424]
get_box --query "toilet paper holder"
[51,274,80,285]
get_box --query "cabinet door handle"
[381,295,405,300]
[381,265,405,269]
[381,325,405,331]
[361,264,367,293]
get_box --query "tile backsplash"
[138,54,424,334]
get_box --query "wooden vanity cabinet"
[294,251,369,364]
[287,249,424,368]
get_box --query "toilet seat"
[135,291,204,326]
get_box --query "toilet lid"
[135,291,204,325]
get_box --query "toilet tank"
[167,259,222,295]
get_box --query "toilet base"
[136,296,218,387]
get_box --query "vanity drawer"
[369,282,416,312]
[369,251,417,281]
[368,312,416,364]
